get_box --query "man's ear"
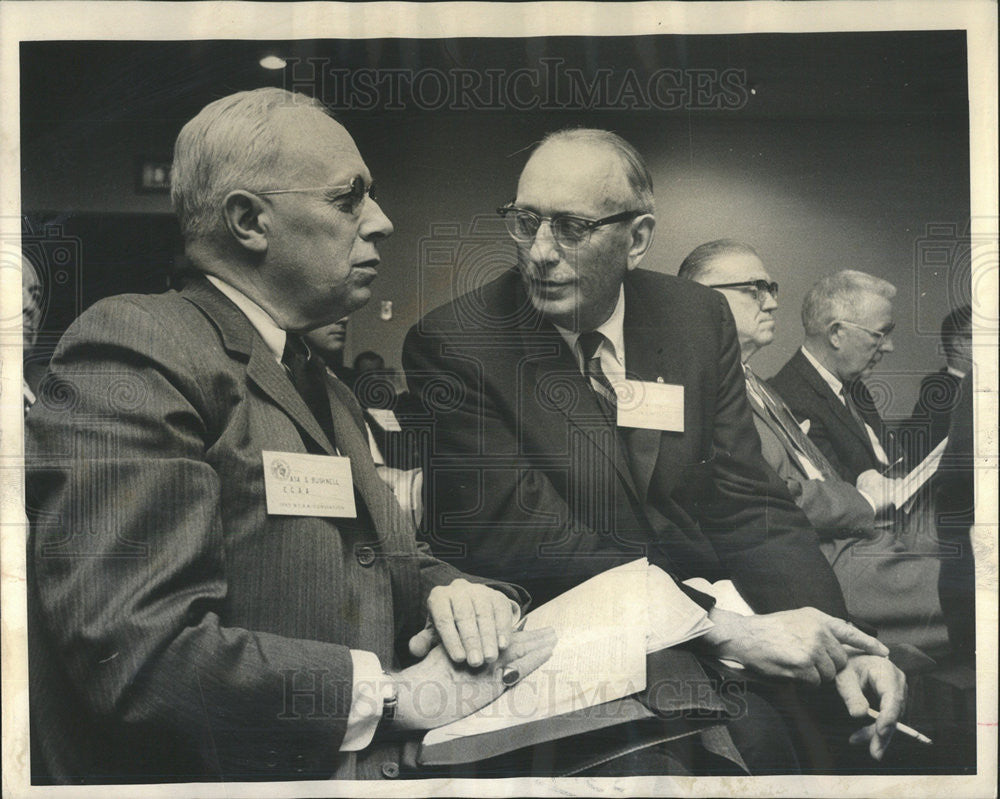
[223,190,269,254]
[626,214,656,271]
[827,322,844,351]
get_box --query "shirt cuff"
[340,649,384,752]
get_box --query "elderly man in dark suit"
[679,240,947,655]
[770,270,902,485]
[25,88,557,784]
[404,128,905,765]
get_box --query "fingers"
[408,624,438,658]
[427,581,517,668]
[835,667,871,719]
[492,593,515,651]
[500,628,557,684]
[825,616,890,657]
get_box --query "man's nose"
[527,220,560,264]
[359,198,393,241]
[761,291,778,312]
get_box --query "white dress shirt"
[800,346,890,466]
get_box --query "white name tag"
[263,451,357,518]
[616,380,684,432]
[366,408,402,432]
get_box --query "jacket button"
[356,546,377,567]
[380,761,400,779]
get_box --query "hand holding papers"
[420,559,713,761]
[894,436,949,511]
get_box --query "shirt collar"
[946,365,967,379]
[801,345,844,396]
[206,275,286,363]
[554,284,627,368]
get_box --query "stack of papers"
[422,558,713,749]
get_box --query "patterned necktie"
[745,366,836,479]
[282,334,336,447]
[578,330,617,419]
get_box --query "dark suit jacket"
[769,349,898,484]
[26,278,519,784]
[403,268,847,618]
[908,367,963,461]
[746,386,875,540]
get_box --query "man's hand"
[409,579,518,667]
[837,654,907,760]
[393,627,557,731]
[702,607,889,685]
[856,469,900,514]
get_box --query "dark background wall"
[20,33,970,417]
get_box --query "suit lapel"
[621,280,682,505]
[515,304,643,505]
[181,278,335,456]
[793,352,873,457]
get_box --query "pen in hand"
[881,456,904,476]
[866,707,932,744]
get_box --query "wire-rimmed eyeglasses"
[833,319,896,346]
[256,176,377,204]
[707,280,779,305]
[497,203,643,249]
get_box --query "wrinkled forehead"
[516,140,633,215]
[705,252,770,284]
[269,107,366,185]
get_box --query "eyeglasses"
[833,319,896,346]
[497,203,643,249]
[256,176,377,206]
[707,280,779,305]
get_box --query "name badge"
[616,380,684,432]
[263,451,357,518]
[366,408,402,432]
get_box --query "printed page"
[423,559,650,745]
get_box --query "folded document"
[419,559,713,763]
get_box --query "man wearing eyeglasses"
[770,270,903,485]
[679,241,946,655]
[25,88,558,784]
[404,129,906,769]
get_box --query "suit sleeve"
[27,298,356,777]
[751,414,875,540]
[402,324,714,610]
[697,296,850,617]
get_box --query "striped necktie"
[578,330,617,419]
[745,366,836,480]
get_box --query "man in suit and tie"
[25,88,557,784]
[770,270,901,485]
[907,304,973,461]
[679,240,947,655]
[404,128,906,765]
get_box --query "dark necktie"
[745,366,836,479]
[577,329,617,420]
[840,383,869,434]
[282,334,336,447]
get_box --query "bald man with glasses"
[405,129,906,770]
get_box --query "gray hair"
[537,128,655,214]
[802,270,897,337]
[171,88,331,241]
[677,239,760,282]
